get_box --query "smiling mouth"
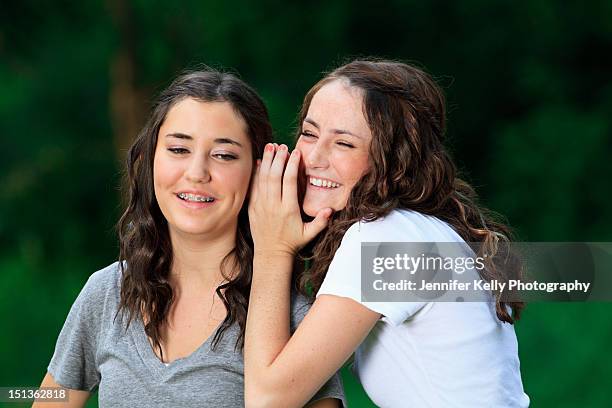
[308,177,341,189]
[177,192,215,202]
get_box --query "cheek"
[295,140,310,157]
[152,154,166,194]
[217,164,253,199]
[336,152,369,187]
[153,154,181,190]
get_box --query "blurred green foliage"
[1,1,611,407]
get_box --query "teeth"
[178,193,214,202]
[309,177,339,189]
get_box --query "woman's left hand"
[249,143,332,256]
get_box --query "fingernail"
[265,144,273,152]
[279,144,288,151]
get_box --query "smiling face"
[153,98,253,240]
[296,79,372,217]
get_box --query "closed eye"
[213,153,238,161]
[300,131,318,139]
[337,141,355,148]
[168,147,189,154]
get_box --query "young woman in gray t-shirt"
[35,69,345,408]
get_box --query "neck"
[168,227,238,292]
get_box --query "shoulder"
[329,209,466,269]
[47,263,121,391]
[83,261,121,295]
[75,261,122,314]
[344,209,464,243]
[87,261,122,286]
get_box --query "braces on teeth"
[178,193,214,202]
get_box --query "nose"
[185,153,211,183]
[305,140,329,169]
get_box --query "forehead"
[160,98,250,146]
[306,80,370,132]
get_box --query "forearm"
[245,255,376,407]
[244,251,294,388]
[32,373,89,408]
[245,144,347,407]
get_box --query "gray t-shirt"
[48,262,346,407]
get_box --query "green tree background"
[1,1,611,407]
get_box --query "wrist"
[254,247,296,259]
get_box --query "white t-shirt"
[317,209,530,408]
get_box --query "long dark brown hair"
[116,69,272,357]
[298,59,524,323]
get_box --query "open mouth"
[177,192,215,203]
[308,177,341,189]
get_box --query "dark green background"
[1,1,611,407]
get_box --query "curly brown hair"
[298,59,524,323]
[116,69,272,358]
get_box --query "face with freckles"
[153,98,253,240]
[296,79,372,217]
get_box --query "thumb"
[303,208,333,241]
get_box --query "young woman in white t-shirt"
[245,59,530,407]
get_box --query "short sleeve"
[290,293,347,407]
[47,270,108,391]
[317,217,428,325]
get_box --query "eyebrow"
[165,133,243,147]
[303,118,363,139]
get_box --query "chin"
[174,226,211,236]
[303,208,317,218]
[169,218,214,236]
[302,200,320,218]
[303,199,339,218]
